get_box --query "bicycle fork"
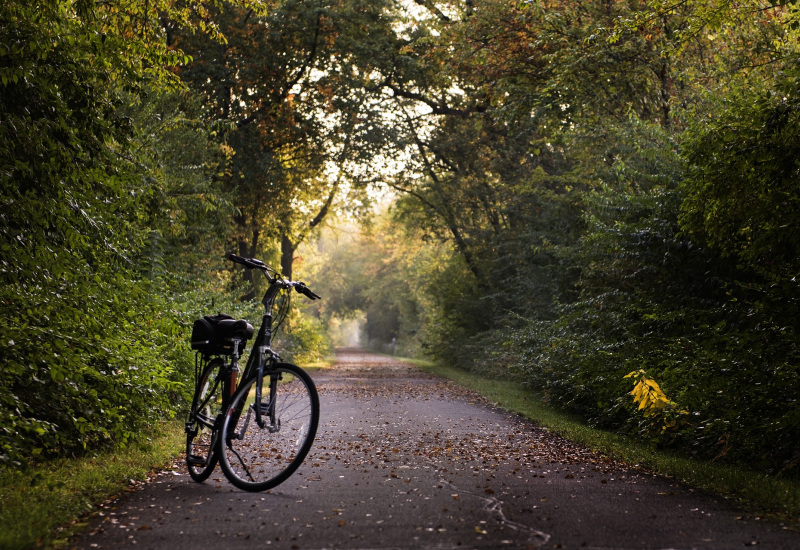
[229,368,281,442]
[243,366,281,434]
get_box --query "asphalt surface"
[70,349,800,549]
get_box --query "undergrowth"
[0,421,184,549]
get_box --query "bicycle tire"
[186,357,224,482]
[218,363,319,492]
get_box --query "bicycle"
[185,253,321,491]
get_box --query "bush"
[505,184,800,474]
[276,307,332,364]
[0,275,191,467]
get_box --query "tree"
[680,82,800,281]
[118,85,235,280]
[176,0,402,282]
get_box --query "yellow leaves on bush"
[625,369,671,417]
[625,369,689,433]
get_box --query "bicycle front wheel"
[185,357,224,482]
[219,363,319,492]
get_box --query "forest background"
[1,0,800,483]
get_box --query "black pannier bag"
[191,313,255,355]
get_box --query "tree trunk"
[234,216,259,299]
[281,234,296,280]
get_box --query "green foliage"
[308,216,440,356]
[680,81,800,281]
[0,263,190,466]
[277,306,333,364]
[119,85,235,278]
[0,0,239,468]
[497,178,800,472]
[375,0,800,478]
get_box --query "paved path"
[71,349,800,549]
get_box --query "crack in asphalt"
[438,477,551,548]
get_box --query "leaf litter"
[304,348,629,548]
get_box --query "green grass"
[0,421,184,549]
[414,359,800,523]
[302,358,334,372]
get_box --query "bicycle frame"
[228,275,285,437]
[240,279,282,381]
[185,337,241,459]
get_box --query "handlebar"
[226,253,321,300]
[293,282,321,300]
[227,253,267,270]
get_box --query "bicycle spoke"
[235,404,255,440]
[227,440,256,482]
[186,358,225,483]
[218,364,319,491]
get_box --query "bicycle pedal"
[187,454,206,466]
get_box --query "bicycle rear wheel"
[186,357,224,482]
[218,363,319,492]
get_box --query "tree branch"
[238,8,323,127]
[395,102,486,284]
[385,81,487,117]
[412,0,450,23]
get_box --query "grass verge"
[414,359,800,523]
[302,358,334,372]
[0,421,184,549]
